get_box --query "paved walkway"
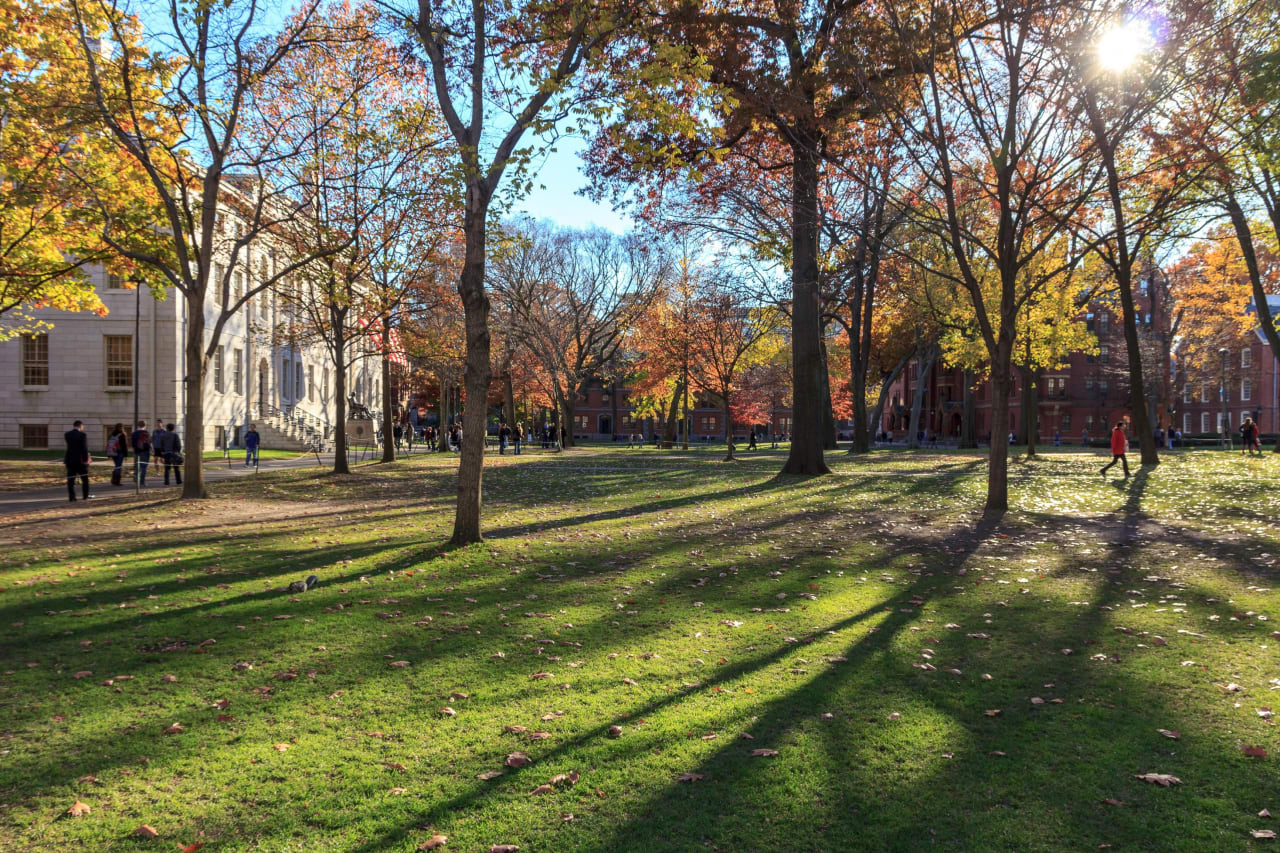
[0,452,337,516]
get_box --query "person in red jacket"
[1101,422,1130,478]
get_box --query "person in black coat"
[64,420,91,501]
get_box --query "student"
[514,422,523,455]
[1101,422,1130,478]
[154,422,183,485]
[107,422,128,486]
[244,424,261,467]
[748,430,757,451]
[131,420,151,486]
[498,422,510,454]
[64,420,92,502]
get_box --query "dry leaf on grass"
[751,749,779,757]
[163,723,186,735]
[1244,746,1269,758]
[1135,773,1181,786]
[66,800,91,817]
[488,845,520,852]
[389,787,407,795]
[1157,729,1180,740]
[984,710,1003,717]
[607,725,623,738]
[161,675,178,683]
[389,661,410,668]
[1101,798,1124,807]
[274,744,290,753]
[504,725,526,734]
[418,835,448,850]
[1252,830,1277,840]
[133,825,159,838]
[477,770,504,781]
[385,761,407,771]
[677,772,705,782]
[440,707,457,717]
[504,753,532,768]
[72,671,93,679]
[547,771,579,787]
[530,784,554,795]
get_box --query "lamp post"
[132,277,144,493]
[1219,346,1230,449]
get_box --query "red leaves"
[1243,745,1268,758]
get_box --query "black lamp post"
[132,277,144,493]
[1219,346,1230,448]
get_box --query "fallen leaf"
[1135,773,1181,786]
[179,844,205,853]
[133,825,159,838]
[530,672,552,679]
[1244,745,1269,758]
[505,752,532,768]
[77,775,98,785]
[418,835,448,850]
[450,692,469,700]
[389,661,410,668]
[530,784,554,795]
[216,714,236,722]
[476,770,504,780]
[212,699,230,710]
[1030,698,1045,706]
[1157,729,1180,740]
[621,678,638,686]
[389,787,407,795]
[548,771,580,787]
[887,713,901,721]
[161,674,178,683]
[163,723,186,735]
[274,744,290,753]
[488,846,520,853]
[985,710,1003,717]
[72,671,93,680]
[66,800,91,817]
[677,772,705,782]
[1252,829,1277,840]
[440,707,457,717]
[607,725,622,738]
[1261,809,1273,818]
[385,761,407,771]
[1102,798,1124,807]
[751,748,779,757]
[504,725,527,734]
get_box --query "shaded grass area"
[0,448,1277,851]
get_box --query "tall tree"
[1,0,167,336]
[72,0,355,498]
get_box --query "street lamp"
[1219,346,1230,449]
[132,277,145,493]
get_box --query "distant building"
[1174,296,1280,436]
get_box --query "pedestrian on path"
[1101,422,1130,479]
[65,420,91,502]
[107,423,128,486]
[514,423,523,455]
[499,422,510,454]
[245,424,260,467]
[131,421,151,486]
[155,422,183,485]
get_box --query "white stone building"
[1,234,384,453]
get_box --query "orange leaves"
[66,800,91,817]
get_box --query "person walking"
[514,422,523,455]
[65,420,92,502]
[244,424,261,467]
[1101,422,1130,478]
[1241,417,1262,456]
[748,430,757,451]
[130,420,151,486]
[107,422,128,486]
[498,422,510,455]
[155,422,183,485]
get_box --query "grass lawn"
[1,447,1278,852]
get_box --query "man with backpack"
[131,420,151,486]
[154,422,183,485]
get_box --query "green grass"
[201,448,304,461]
[1,447,1278,851]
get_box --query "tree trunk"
[332,330,349,475]
[987,370,1012,513]
[451,185,493,545]
[1116,261,1158,466]
[906,348,936,449]
[1021,367,1039,458]
[662,382,681,447]
[960,369,976,449]
[437,377,450,452]
[819,334,838,450]
[611,380,619,442]
[181,293,208,498]
[1225,195,1280,452]
[783,140,831,475]
[851,349,869,453]
[380,343,395,464]
[723,391,735,461]
[865,353,910,449]
[681,357,690,450]
[503,372,516,431]
[562,396,575,449]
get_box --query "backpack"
[136,430,151,453]
[111,434,126,456]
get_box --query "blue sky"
[511,137,632,233]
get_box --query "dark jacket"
[64,429,90,471]
[154,429,181,457]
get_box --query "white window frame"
[21,333,49,387]
[104,335,133,389]
[1242,348,1252,368]
[1242,377,1252,402]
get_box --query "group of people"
[64,418,185,501]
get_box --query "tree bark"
[1116,261,1158,465]
[437,376,449,452]
[380,342,395,464]
[181,293,208,498]
[906,348,936,449]
[783,140,831,475]
[723,391,735,461]
[960,369,976,448]
[819,334,838,450]
[504,372,516,431]
[662,381,681,447]
[452,184,493,545]
[332,322,349,475]
[850,349,869,453]
[1020,367,1039,458]
[987,371,1012,512]
[1225,195,1280,453]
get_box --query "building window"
[574,415,589,430]
[1100,379,1109,396]
[308,365,315,402]
[20,424,49,449]
[296,363,305,401]
[1218,411,1231,432]
[1100,344,1109,364]
[1140,280,1150,296]
[777,416,792,434]
[1098,313,1109,332]
[1085,415,1094,432]
[1060,413,1071,431]
[1201,412,1210,433]
[107,273,126,289]
[21,333,49,386]
[1182,384,1191,404]
[233,349,243,394]
[323,367,330,400]
[215,425,226,450]
[1200,383,1210,403]
[1243,348,1252,369]
[1085,378,1095,393]
[214,345,225,393]
[1242,377,1252,402]
[104,335,133,388]
[1183,413,1191,434]
[282,358,291,399]
[1085,312,1095,332]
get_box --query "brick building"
[1174,296,1280,437]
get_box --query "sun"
[1096,19,1154,72]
